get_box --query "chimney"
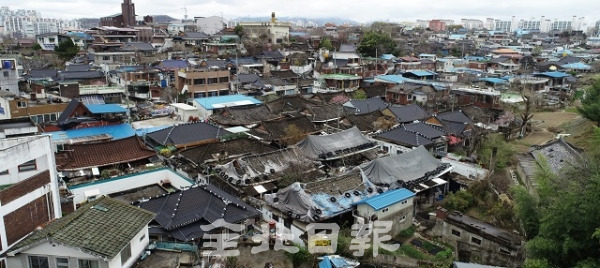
[436,207,448,220]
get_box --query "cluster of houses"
[0,2,598,267]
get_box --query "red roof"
[56,136,156,171]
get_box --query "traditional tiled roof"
[56,136,156,171]
[375,126,434,147]
[304,104,344,122]
[138,184,260,242]
[179,137,278,165]
[210,105,280,126]
[361,85,387,98]
[530,138,583,175]
[271,70,298,80]
[266,95,319,114]
[65,64,91,72]
[311,92,350,104]
[403,122,446,139]
[145,122,231,147]
[342,110,387,132]
[251,116,318,141]
[8,197,154,259]
[387,104,430,123]
[345,97,388,115]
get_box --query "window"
[399,215,407,222]
[120,242,132,265]
[0,169,8,175]
[272,214,279,222]
[381,208,389,213]
[470,236,482,245]
[3,71,8,77]
[18,160,37,172]
[17,101,27,108]
[56,257,69,268]
[140,233,146,242]
[28,256,49,268]
[451,229,461,237]
[102,56,110,61]
[78,259,99,268]
[499,247,513,255]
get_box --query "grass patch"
[564,106,579,113]
[398,244,427,260]
[396,225,416,239]
[0,184,13,190]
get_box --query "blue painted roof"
[376,75,409,84]
[561,62,591,70]
[319,257,333,268]
[536,71,570,78]
[193,95,262,110]
[404,70,438,77]
[50,123,136,142]
[355,188,415,210]
[85,104,128,114]
[478,78,508,84]
[135,126,170,136]
[380,54,395,60]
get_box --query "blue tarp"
[478,78,509,84]
[536,71,571,79]
[319,257,333,268]
[561,62,591,70]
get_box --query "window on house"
[28,256,49,268]
[120,242,132,265]
[56,257,69,268]
[272,214,279,222]
[399,215,407,222]
[499,248,513,255]
[471,236,482,245]
[18,159,37,172]
[283,218,291,229]
[102,56,110,61]
[451,229,461,237]
[0,169,8,175]
[3,71,8,77]
[381,208,389,213]
[78,259,99,268]
[140,233,146,242]
[17,101,27,108]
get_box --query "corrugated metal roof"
[51,124,136,142]
[193,95,262,110]
[355,188,415,210]
[478,77,509,84]
[85,104,128,114]
[536,71,570,78]
[404,70,438,77]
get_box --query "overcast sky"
[5,0,600,25]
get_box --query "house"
[175,68,231,98]
[0,117,38,138]
[318,74,361,92]
[339,110,394,133]
[451,87,502,109]
[309,92,351,105]
[301,104,346,125]
[192,95,263,119]
[430,209,523,267]
[250,116,319,146]
[354,188,416,235]
[170,103,201,122]
[427,110,474,149]
[145,121,231,149]
[343,97,388,115]
[297,126,378,161]
[53,99,127,131]
[517,138,582,194]
[385,104,430,123]
[210,105,280,127]
[374,123,446,154]
[6,197,155,268]
[35,32,71,51]
[0,135,63,263]
[487,57,520,74]
[401,70,438,80]
[359,146,451,196]
[179,137,278,166]
[265,95,319,115]
[137,184,261,243]
[396,56,421,71]
[0,58,19,95]
[49,123,137,147]
[55,136,157,179]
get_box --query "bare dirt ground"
[512,109,581,152]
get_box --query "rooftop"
[193,95,262,110]
[355,188,415,210]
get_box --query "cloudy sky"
[5,0,600,24]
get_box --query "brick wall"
[4,194,51,245]
[0,171,50,204]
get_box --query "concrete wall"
[356,196,414,235]
[69,168,194,204]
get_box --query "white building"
[194,16,226,35]
[0,135,62,266]
[460,19,484,30]
[0,59,19,96]
[6,197,155,268]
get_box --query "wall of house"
[356,197,414,235]
[9,100,69,119]
[8,242,109,268]
[369,138,412,155]
[69,168,194,205]
[430,220,522,267]
[109,226,150,268]
[0,135,62,255]
[0,59,19,96]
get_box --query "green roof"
[320,74,362,80]
[9,197,155,259]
